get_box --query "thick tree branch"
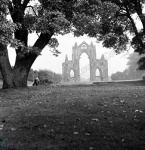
[33,32,54,50]
[125,6,145,49]
[12,0,21,6]
[9,1,24,22]
[14,32,54,72]
[22,0,30,10]
[8,1,28,49]
[134,0,145,34]
[8,1,14,16]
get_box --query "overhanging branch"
[12,0,21,6]
[125,5,145,49]
[8,1,14,17]
[134,0,145,34]
[22,0,30,9]
[33,33,53,51]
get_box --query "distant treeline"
[29,69,62,83]
[0,69,62,83]
[111,53,145,81]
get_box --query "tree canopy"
[126,52,145,79]
[111,52,145,81]
[0,0,17,47]
[79,0,145,69]
[0,0,101,89]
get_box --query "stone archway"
[79,52,90,82]
[95,68,102,81]
[62,41,109,82]
[69,69,75,82]
[70,69,74,78]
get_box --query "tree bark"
[0,31,54,89]
[0,44,30,89]
[0,44,14,89]
[134,0,145,34]
[0,1,55,89]
[0,62,31,89]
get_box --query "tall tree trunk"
[0,61,31,89]
[1,1,55,89]
[2,67,30,89]
[12,54,37,88]
[0,32,53,89]
[12,67,30,88]
[0,44,31,89]
[0,44,14,89]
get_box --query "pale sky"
[8,33,133,77]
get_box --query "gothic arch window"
[79,53,90,81]
[96,68,100,76]
[70,69,74,78]
[79,52,90,61]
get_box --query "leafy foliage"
[111,70,128,81]
[28,69,62,83]
[74,0,145,69]
[0,0,104,88]
[127,52,145,77]
[0,0,17,46]
[38,69,62,83]
[1,0,102,56]
[111,52,145,80]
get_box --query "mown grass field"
[0,80,33,89]
[0,80,3,89]
[0,81,145,150]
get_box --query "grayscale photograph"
[0,0,145,150]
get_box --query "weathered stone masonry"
[62,41,108,82]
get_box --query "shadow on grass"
[1,83,145,150]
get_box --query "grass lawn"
[0,82,145,150]
[0,80,33,89]
[0,80,2,89]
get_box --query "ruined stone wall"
[62,41,109,82]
